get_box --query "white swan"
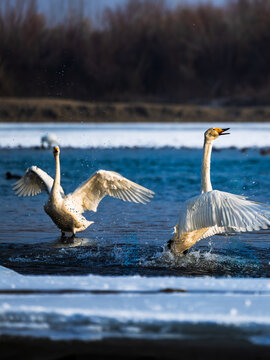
[13,146,154,236]
[169,127,270,254]
[41,133,59,148]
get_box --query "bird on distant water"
[13,146,154,237]
[168,127,270,254]
[5,172,21,180]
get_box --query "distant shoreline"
[0,98,270,123]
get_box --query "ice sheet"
[1,265,270,293]
[0,266,270,343]
[2,122,270,148]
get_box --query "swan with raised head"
[169,127,270,254]
[13,146,154,236]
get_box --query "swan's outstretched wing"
[68,170,154,213]
[178,190,270,240]
[13,166,64,197]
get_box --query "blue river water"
[1,144,270,277]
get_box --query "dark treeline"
[1,0,270,104]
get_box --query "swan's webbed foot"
[166,239,188,256]
[166,238,173,251]
[61,231,66,238]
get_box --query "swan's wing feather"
[179,190,270,240]
[69,170,154,213]
[13,166,64,197]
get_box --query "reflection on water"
[53,236,98,248]
[0,235,268,277]
[1,147,270,277]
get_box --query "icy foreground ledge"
[0,266,270,344]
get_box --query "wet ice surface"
[0,266,270,344]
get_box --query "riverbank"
[0,98,270,123]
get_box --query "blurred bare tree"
[0,0,270,104]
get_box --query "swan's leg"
[170,228,210,255]
[166,239,173,250]
[166,239,188,255]
[61,231,65,238]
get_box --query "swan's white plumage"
[178,190,270,240]
[13,148,154,235]
[70,170,153,213]
[41,133,59,148]
[171,127,270,254]
[13,166,64,197]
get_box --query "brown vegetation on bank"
[0,98,270,123]
[1,0,270,105]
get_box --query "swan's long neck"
[52,153,61,196]
[201,139,213,193]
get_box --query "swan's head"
[53,146,60,156]
[204,127,230,141]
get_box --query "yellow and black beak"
[215,127,230,136]
[53,146,60,154]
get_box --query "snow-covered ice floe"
[2,122,270,148]
[0,265,270,344]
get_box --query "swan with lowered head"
[41,133,59,148]
[13,146,154,236]
[169,127,270,254]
